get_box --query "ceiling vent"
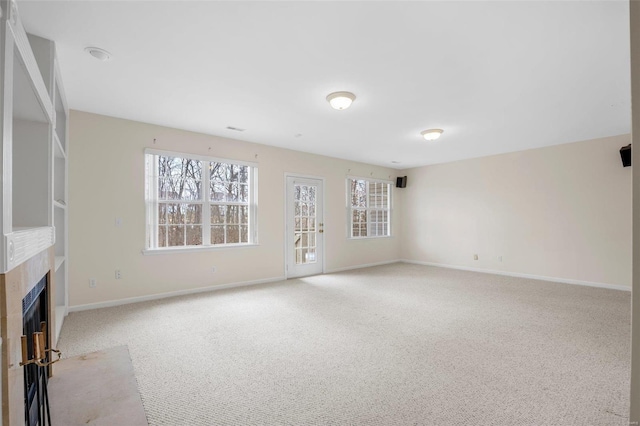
[226,126,245,132]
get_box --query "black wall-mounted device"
[620,144,631,167]
[396,176,407,188]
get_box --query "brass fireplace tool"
[19,321,62,426]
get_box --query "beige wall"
[68,111,401,307]
[630,0,639,421]
[399,135,632,288]
[69,110,632,306]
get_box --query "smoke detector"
[85,47,112,61]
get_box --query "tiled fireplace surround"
[0,247,56,425]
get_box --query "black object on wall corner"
[620,144,631,167]
[396,176,407,188]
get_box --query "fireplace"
[22,275,49,426]
[0,247,56,425]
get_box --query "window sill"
[142,244,260,255]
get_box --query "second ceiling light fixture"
[325,91,444,141]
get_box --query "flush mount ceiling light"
[85,47,112,61]
[326,91,356,110]
[421,129,444,141]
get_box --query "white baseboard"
[69,258,624,312]
[400,259,631,292]
[68,276,286,312]
[70,259,403,313]
[325,259,401,274]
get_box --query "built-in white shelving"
[54,305,65,344]
[0,0,69,345]
[0,3,69,422]
[4,11,55,276]
[50,50,69,341]
[54,133,66,158]
[54,256,64,271]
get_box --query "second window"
[348,178,391,238]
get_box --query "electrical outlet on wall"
[497,256,503,262]
[89,278,97,288]
[115,269,122,280]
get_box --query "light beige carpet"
[57,263,630,425]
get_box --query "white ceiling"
[19,1,630,169]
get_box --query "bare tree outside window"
[349,178,391,238]
[210,162,249,245]
[157,156,203,247]
[147,151,254,249]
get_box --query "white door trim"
[284,173,326,279]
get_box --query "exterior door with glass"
[286,176,324,278]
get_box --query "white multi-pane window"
[145,149,257,250]
[348,178,391,238]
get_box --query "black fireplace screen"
[22,275,48,426]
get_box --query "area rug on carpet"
[48,345,147,425]
[57,263,630,425]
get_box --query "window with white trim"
[145,149,257,250]
[348,178,391,238]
